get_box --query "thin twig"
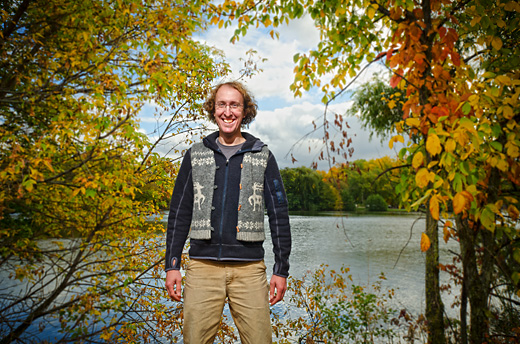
[393,213,425,269]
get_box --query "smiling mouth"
[223,119,234,123]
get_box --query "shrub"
[272,265,398,343]
[341,190,356,211]
[366,194,388,212]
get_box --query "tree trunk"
[457,215,493,343]
[456,167,499,343]
[461,272,468,344]
[425,208,446,343]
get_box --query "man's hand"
[269,275,287,306]
[165,270,182,302]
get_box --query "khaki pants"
[183,259,272,344]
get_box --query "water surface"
[264,212,459,316]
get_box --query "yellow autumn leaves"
[410,134,442,189]
[415,168,435,189]
[426,134,442,156]
[453,191,473,214]
[419,191,473,252]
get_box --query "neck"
[218,132,245,146]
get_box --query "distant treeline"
[280,157,401,212]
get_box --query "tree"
[327,158,400,208]
[341,163,374,205]
[280,167,337,211]
[347,73,407,143]
[341,190,356,212]
[280,167,336,211]
[389,2,520,342]
[365,194,388,212]
[0,0,235,342]
[209,0,520,343]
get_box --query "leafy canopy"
[0,0,231,342]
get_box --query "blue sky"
[138,16,404,170]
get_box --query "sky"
[138,16,405,170]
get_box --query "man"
[164,81,291,344]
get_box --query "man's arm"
[264,151,292,295]
[164,151,193,300]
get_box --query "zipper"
[214,142,256,260]
[217,158,230,260]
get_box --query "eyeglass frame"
[215,102,243,111]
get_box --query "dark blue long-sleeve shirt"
[165,132,291,277]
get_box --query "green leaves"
[0,0,233,342]
[479,204,497,231]
[280,265,397,343]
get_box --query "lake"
[3,212,461,342]
[263,212,460,317]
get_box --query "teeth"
[224,119,233,123]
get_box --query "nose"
[222,105,233,115]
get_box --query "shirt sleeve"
[264,151,292,277]
[165,150,194,271]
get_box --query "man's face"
[214,85,244,138]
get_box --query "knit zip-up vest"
[190,142,269,241]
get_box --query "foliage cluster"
[0,0,236,342]
[347,74,407,143]
[365,194,388,212]
[328,158,400,210]
[280,167,337,212]
[271,265,427,344]
[2,0,519,342]
[208,0,520,342]
[281,157,400,212]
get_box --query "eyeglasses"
[215,102,243,111]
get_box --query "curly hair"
[203,81,258,126]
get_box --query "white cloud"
[199,17,321,102]
[139,15,404,170]
[247,101,404,170]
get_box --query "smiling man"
[165,81,292,344]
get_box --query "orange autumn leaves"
[421,233,431,252]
